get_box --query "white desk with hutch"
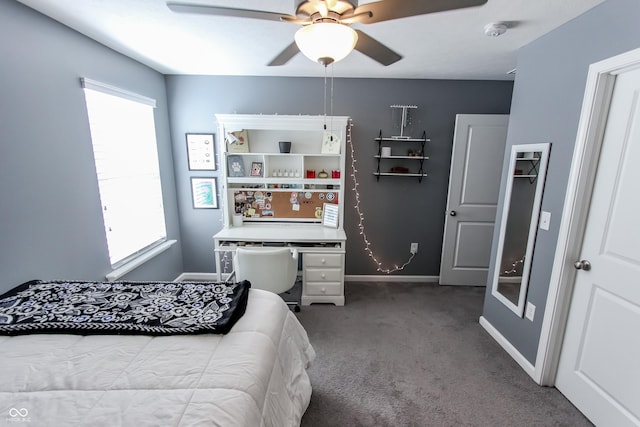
[213,114,349,306]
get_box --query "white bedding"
[0,289,315,427]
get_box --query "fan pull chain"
[330,63,334,135]
[323,65,328,131]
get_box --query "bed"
[0,280,315,426]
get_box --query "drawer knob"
[321,287,326,293]
[321,258,326,264]
[321,273,326,279]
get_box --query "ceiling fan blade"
[267,42,300,66]
[353,30,402,66]
[354,0,488,24]
[280,15,313,25]
[339,10,373,25]
[166,2,293,22]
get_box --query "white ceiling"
[17,0,604,80]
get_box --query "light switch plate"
[539,211,551,230]
[525,302,536,321]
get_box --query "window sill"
[105,240,177,282]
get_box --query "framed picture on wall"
[186,133,216,171]
[191,177,218,209]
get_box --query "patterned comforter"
[0,280,250,335]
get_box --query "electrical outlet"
[525,302,536,321]
[410,243,418,254]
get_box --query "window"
[82,78,167,267]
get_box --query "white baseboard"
[345,275,439,283]
[479,315,538,382]
[176,273,439,283]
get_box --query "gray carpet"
[295,282,592,427]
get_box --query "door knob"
[574,260,591,271]
[449,211,457,216]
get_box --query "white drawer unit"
[305,268,342,283]
[302,253,345,306]
[305,282,342,296]
[304,253,343,268]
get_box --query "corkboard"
[233,190,339,221]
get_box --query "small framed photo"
[250,162,263,177]
[191,177,218,209]
[186,133,216,171]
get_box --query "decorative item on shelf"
[306,169,316,178]
[391,104,418,139]
[321,131,341,154]
[227,155,245,177]
[250,162,263,177]
[380,146,391,157]
[331,170,340,179]
[226,129,249,153]
[322,203,339,228]
[390,166,410,174]
[279,141,291,153]
[317,170,329,178]
[407,149,423,157]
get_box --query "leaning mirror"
[491,143,551,316]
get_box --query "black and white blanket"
[0,279,250,335]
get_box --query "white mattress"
[0,289,315,427]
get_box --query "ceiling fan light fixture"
[294,22,358,66]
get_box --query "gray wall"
[166,77,513,275]
[0,1,183,293]
[482,0,640,364]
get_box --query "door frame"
[535,47,640,385]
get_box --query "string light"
[503,256,525,275]
[347,120,416,273]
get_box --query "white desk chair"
[233,247,300,311]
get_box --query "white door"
[440,114,509,286]
[555,66,640,426]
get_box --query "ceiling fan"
[167,0,488,67]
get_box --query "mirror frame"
[491,143,551,317]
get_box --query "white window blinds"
[82,78,167,267]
